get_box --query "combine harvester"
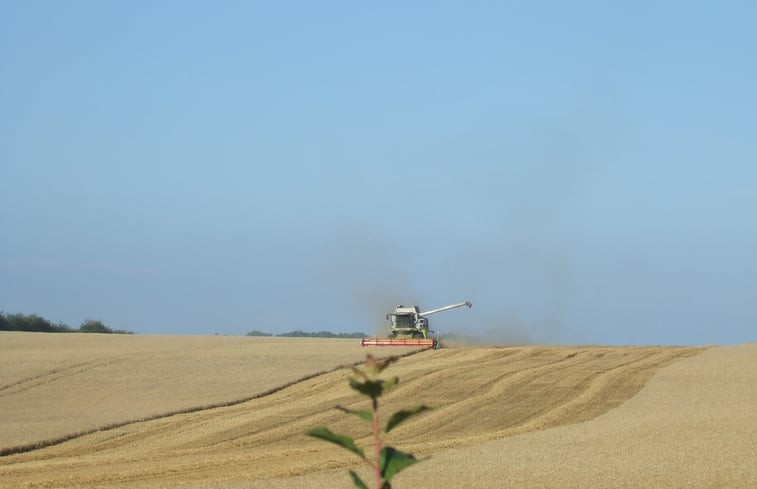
[361,301,472,349]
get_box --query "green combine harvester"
[361,301,472,349]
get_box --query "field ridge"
[0,348,424,458]
[2,338,729,489]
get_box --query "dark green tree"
[1,312,70,332]
[246,330,273,337]
[79,319,112,333]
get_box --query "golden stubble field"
[1,332,755,489]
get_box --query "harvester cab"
[361,301,472,349]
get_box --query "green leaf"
[348,470,369,489]
[380,376,399,392]
[385,405,431,433]
[380,446,419,481]
[350,376,400,398]
[306,427,365,459]
[349,378,383,398]
[336,405,373,422]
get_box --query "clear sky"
[1,1,755,345]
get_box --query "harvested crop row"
[0,343,703,488]
[0,333,411,450]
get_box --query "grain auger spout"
[361,301,472,349]
[419,301,472,317]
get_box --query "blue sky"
[1,1,755,344]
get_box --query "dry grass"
[0,332,416,451]
[1,332,754,488]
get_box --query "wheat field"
[1,332,755,488]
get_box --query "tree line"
[0,312,134,334]
[0,311,363,337]
[247,330,367,338]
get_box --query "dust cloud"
[312,110,607,344]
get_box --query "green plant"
[307,354,429,489]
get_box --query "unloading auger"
[361,301,472,349]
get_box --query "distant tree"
[110,327,135,334]
[78,319,134,334]
[276,330,367,338]
[17,313,53,332]
[0,312,73,332]
[52,321,73,333]
[246,330,273,337]
[79,319,112,333]
[337,332,368,338]
[278,330,311,337]
[0,312,133,333]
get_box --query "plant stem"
[372,397,381,489]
